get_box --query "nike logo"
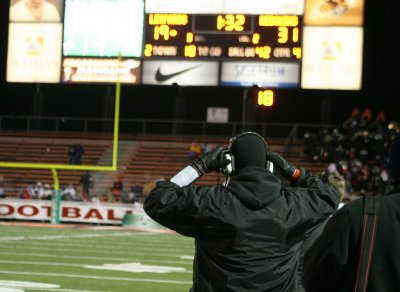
[155,65,200,82]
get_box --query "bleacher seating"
[121,136,328,192]
[0,132,329,200]
[0,134,111,197]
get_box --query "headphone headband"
[220,131,270,176]
[228,131,267,151]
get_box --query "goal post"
[0,54,123,223]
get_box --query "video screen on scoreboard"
[63,0,144,57]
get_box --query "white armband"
[170,165,201,187]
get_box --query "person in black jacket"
[143,131,339,292]
[302,132,400,292]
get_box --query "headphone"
[219,131,273,176]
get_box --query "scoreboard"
[144,14,302,60]
[6,0,365,90]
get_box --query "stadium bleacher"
[0,132,328,200]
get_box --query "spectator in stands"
[342,107,361,136]
[109,176,124,202]
[388,121,400,140]
[303,130,319,162]
[67,143,84,165]
[144,131,339,291]
[74,143,84,165]
[359,107,373,130]
[188,140,202,161]
[142,174,156,196]
[32,181,44,199]
[62,184,79,201]
[80,171,94,201]
[302,132,400,292]
[67,144,76,164]
[42,183,53,200]
[20,182,34,199]
[202,142,213,156]
[122,182,143,203]
[369,110,387,134]
[0,175,4,198]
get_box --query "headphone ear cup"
[230,154,235,175]
[266,160,274,173]
[221,153,235,176]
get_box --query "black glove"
[192,146,230,174]
[268,152,301,181]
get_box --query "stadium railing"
[0,115,340,141]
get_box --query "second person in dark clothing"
[302,132,400,292]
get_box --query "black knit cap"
[230,132,268,170]
[389,133,400,183]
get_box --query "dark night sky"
[0,0,398,126]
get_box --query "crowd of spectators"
[19,181,83,201]
[14,174,145,204]
[304,107,399,197]
[6,112,398,203]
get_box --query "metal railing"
[0,115,340,141]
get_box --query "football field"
[0,224,194,292]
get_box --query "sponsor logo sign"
[0,199,145,225]
[221,61,300,87]
[143,60,218,85]
[62,58,141,84]
[7,23,62,83]
[301,26,363,90]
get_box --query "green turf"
[0,225,195,291]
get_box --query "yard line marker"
[0,251,192,265]
[0,271,192,285]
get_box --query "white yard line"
[2,246,195,259]
[0,251,191,265]
[0,271,192,285]
[1,243,193,256]
[0,232,146,242]
[0,260,193,273]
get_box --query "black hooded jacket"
[144,166,339,292]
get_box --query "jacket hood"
[227,166,281,210]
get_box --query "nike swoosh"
[155,65,200,82]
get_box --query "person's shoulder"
[335,196,363,216]
[332,196,370,226]
[380,191,400,207]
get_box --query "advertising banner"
[7,23,62,83]
[0,199,146,225]
[62,58,141,84]
[304,0,364,26]
[301,26,363,90]
[145,0,304,14]
[221,61,300,87]
[142,60,219,85]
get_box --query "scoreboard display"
[7,0,365,90]
[144,14,302,60]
